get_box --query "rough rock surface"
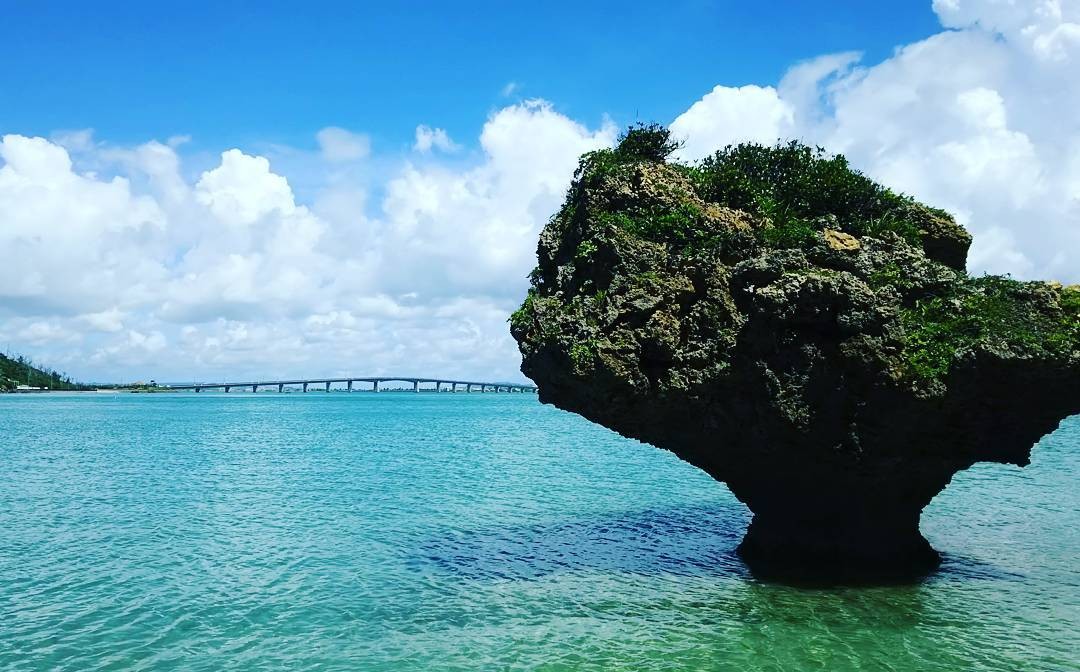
[511,131,1080,580]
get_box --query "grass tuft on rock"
[690,141,926,247]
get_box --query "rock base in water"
[735,505,941,582]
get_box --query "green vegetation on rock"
[901,277,1080,381]
[509,289,536,331]
[569,342,595,373]
[691,140,926,246]
[516,123,1074,386]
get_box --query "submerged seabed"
[1,393,1077,671]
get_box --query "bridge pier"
[435,381,441,393]
[278,383,284,393]
[252,384,258,393]
[303,382,308,393]
[224,386,231,393]
[325,381,331,392]
[413,381,419,393]
[373,380,379,393]
[195,386,202,393]
[347,380,353,392]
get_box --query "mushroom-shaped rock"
[511,127,1080,581]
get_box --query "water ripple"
[0,394,1077,671]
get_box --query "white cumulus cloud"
[0,102,615,382]
[315,126,371,162]
[671,85,795,161]
[195,150,296,225]
[413,125,460,154]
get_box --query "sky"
[1,0,1078,383]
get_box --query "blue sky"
[4,1,939,150]
[1,0,1077,382]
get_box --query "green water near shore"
[1,393,1077,670]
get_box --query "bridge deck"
[165,377,537,393]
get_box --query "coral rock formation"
[511,126,1080,580]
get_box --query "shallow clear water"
[0,393,1077,671]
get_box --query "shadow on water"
[411,503,752,581]
[411,503,1024,588]
[932,551,1027,583]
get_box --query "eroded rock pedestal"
[731,467,947,578]
[511,130,1080,581]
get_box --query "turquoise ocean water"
[1,393,1077,671]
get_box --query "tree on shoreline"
[0,352,91,391]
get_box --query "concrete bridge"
[166,377,537,394]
